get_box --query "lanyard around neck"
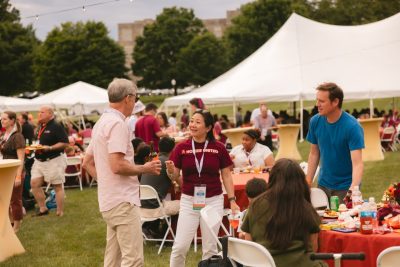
[37,124,47,139]
[191,139,209,178]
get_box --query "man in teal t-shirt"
[306,83,364,202]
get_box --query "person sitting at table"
[140,136,180,238]
[157,111,177,135]
[241,159,326,267]
[166,109,240,266]
[238,177,268,239]
[230,129,274,169]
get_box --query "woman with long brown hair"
[0,111,26,232]
[241,158,326,267]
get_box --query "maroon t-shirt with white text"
[135,115,162,151]
[170,139,233,198]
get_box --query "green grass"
[2,146,399,267]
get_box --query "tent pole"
[300,99,304,142]
[369,98,373,118]
[232,101,237,125]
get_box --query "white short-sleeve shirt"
[230,143,272,168]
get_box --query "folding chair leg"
[79,175,83,191]
[193,233,197,252]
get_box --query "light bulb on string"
[82,6,86,12]
[35,15,39,21]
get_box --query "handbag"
[198,236,233,267]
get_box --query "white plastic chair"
[199,205,231,250]
[377,246,400,267]
[299,162,320,184]
[227,237,276,267]
[310,188,329,209]
[381,127,397,152]
[139,185,175,255]
[46,155,82,191]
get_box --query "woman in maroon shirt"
[0,111,26,232]
[167,109,239,266]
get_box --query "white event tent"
[0,96,32,112]
[163,12,400,110]
[11,81,109,115]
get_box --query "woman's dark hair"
[134,144,150,165]
[132,138,144,153]
[243,129,260,140]
[157,112,169,127]
[189,98,205,109]
[252,159,318,250]
[3,111,21,133]
[193,110,215,141]
[243,111,252,124]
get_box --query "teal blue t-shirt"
[306,112,364,190]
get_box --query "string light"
[21,0,132,21]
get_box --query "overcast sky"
[11,0,254,41]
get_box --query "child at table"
[238,177,267,239]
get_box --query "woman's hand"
[165,160,175,175]
[14,179,21,187]
[230,200,240,214]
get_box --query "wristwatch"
[228,196,236,202]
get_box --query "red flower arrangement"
[382,182,400,205]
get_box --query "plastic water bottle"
[369,197,378,232]
[360,201,373,234]
[352,186,363,208]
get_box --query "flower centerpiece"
[377,182,400,227]
[382,182,400,205]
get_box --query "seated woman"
[157,111,177,135]
[229,129,274,168]
[241,159,326,267]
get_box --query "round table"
[319,230,400,267]
[0,159,25,262]
[358,118,384,161]
[275,124,302,160]
[221,127,254,148]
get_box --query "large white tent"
[11,81,109,115]
[163,12,400,107]
[0,96,31,112]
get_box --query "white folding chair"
[227,237,276,267]
[310,187,329,209]
[377,246,400,267]
[139,185,175,255]
[199,205,231,251]
[299,162,320,184]
[381,127,397,152]
[64,156,83,191]
[45,155,82,191]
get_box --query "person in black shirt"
[30,106,69,216]
[18,113,34,145]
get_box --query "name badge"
[193,184,206,210]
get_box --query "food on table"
[323,209,339,218]
[338,204,348,212]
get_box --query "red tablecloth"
[223,173,269,210]
[319,230,400,267]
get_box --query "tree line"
[1,0,400,96]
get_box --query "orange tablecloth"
[319,230,400,267]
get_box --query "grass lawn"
[1,146,399,267]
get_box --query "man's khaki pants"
[101,202,143,267]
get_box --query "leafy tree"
[0,0,39,95]
[311,0,400,25]
[224,0,312,67]
[0,0,19,23]
[34,21,127,91]
[176,32,228,86]
[132,7,204,91]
